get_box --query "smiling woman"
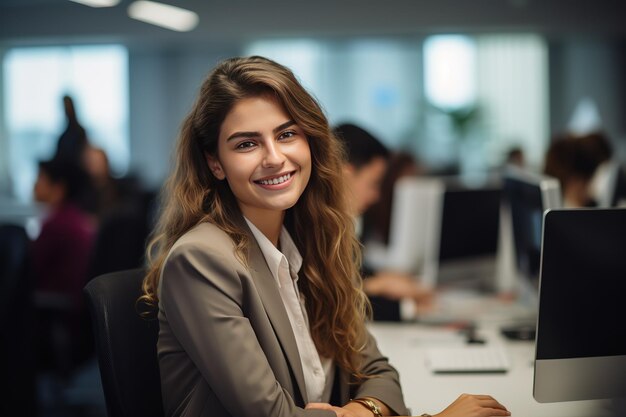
[205,96,312,236]
[139,56,510,417]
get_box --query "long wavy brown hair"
[141,56,371,380]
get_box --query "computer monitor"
[435,179,502,287]
[534,208,626,403]
[611,164,626,207]
[382,177,444,285]
[502,168,562,295]
[591,161,626,208]
[385,176,501,289]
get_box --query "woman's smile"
[254,170,296,189]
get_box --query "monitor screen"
[432,177,502,287]
[534,208,626,403]
[503,168,561,286]
[438,185,501,262]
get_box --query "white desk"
[368,321,618,417]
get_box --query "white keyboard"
[425,346,510,374]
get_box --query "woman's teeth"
[258,173,291,185]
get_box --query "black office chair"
[84,268,164,417]
[88,188,158,281]
[88,207,150,280]
[0,224,36,416]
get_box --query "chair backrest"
[88,208,149,280]
[84,268,164,417]
[0,224,30,321]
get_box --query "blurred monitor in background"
[382,175,501,291]
[502,167,561,303]
[436,179,501,287]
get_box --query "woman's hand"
[306,402,358,417]
[431,393,510,417]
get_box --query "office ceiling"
[1,0,625,46]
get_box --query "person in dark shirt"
[54,95,88,166]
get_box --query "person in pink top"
[32,158,95,372]
[33,159,95,306]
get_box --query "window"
[424,35,476,110]
[421,34,548,171]
[2,45,129,202]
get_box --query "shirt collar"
[244,217,303,288]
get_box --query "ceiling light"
[128,1,199,32]
[69,0,121,7]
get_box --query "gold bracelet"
[350,398,383,417]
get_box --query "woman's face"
[344,157,387,216]
[206,96,312,222]
[33,170,64,207]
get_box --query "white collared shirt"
[244,218,334,403]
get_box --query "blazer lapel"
[236,215,309,405]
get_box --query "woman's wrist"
[344,400,376,417]
[347,397,385,417]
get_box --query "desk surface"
[368,321,618,417]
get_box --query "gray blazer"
[158,219,408,417]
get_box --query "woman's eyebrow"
[273,120,296,133]
[225,130,260,142]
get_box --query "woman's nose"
[262,142,286,168]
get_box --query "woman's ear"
[205,153,226,180]
[343,163,356,179]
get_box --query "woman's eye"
[235,141,256,150]
[279,131,296,140]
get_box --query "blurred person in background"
[579,131,626,207]
[544,133,601,208]
[54,96,154,278]
[52,96,136,218]
[54,95,88,166]
[84,144,155,280]
[504,146,525,169]
[362,151,423,246]
[334,123,432,321]
[32,158,96,376]
[52,94,100,218]
[80,144,143,219]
